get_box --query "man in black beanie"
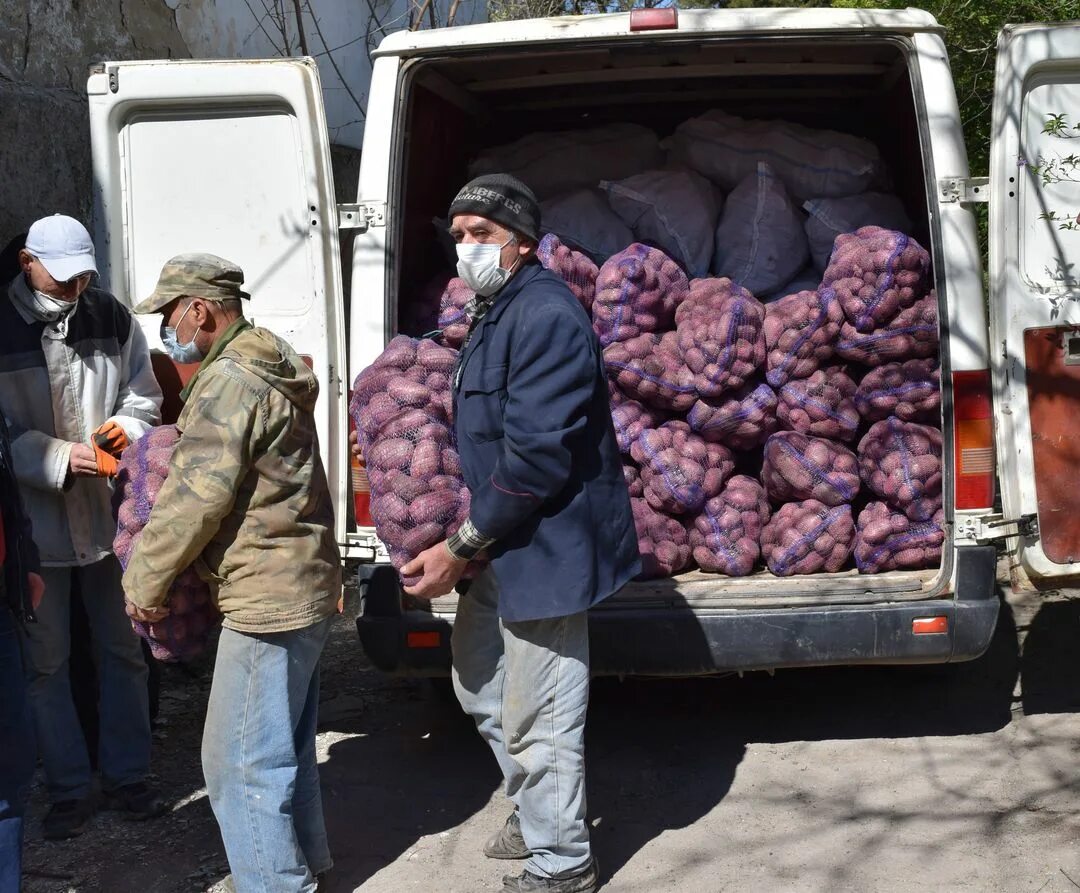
[400,174,639,893]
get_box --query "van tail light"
[348,400,373,527]
[629,7,678,31]
[952,370,995,510]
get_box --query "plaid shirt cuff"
[445,517,496,561]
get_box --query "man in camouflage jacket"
[123,253,341,893]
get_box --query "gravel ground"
[18,577,1080,893]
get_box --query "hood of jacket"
[219,326,319,413]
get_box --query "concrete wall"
[0,0,482,250]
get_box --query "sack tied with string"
[762,431,860,507]
[763,288,845,388]
[821,226,931,333]
[687,381,778,450]
[603,332,698,413]
[854,358,941,423]
[592,243,689,347]
[112,425,220,662]
[629,421,735,516]
[689,475,770,576]
[674,278,766,398]
[777,367,860,443]
[857,417,943,522]
[350,336,481,585]
[854,501,945,574]
[538,234,599,314]
[760,500,855,577]
[631,497,693,579]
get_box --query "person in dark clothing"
[401,174,640,893]
[0,408,45,893]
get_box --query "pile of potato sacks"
[356,222,945,583]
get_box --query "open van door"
[989,22,1080,585]
[87,58,349,544]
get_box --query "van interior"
[386,36,946,608]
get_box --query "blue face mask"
[160,302,204,364]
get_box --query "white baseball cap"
[24,214,98,283]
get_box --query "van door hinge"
[938,177,989,204]
[956,512,1038,544]
[338,202,385,232]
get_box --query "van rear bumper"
[356,546,1000,676]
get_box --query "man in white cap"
[0,214,164,840]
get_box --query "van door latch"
[938,177,989,204]
[957,512,1038,544]
[337,202,386,232]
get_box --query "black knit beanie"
[448,174,541,243]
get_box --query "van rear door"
[86,58,348,543]
[989,23,1080,584]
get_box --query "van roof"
[373,7,942,57]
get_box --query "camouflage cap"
[133,252,251,314]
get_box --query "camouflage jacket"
[122,325,341,633]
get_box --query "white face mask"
[455,237,518,298]
[32,290,76,319]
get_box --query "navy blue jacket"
[0,409,39,623]
[452,262,640,622]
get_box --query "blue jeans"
[202,615,334,893]
[20,557,150,802]
[452,569,592,879]
[1,607,34,893]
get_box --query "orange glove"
[91,421,130,478]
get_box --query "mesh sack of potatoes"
[674,278,766,397]
[856,417,943,522]
[776,367,860,443]
[629,421,735,516]
[854,501,945,574]
[854,358,941,423]
[688,475,770,576]
[631,497,693,579]
[350,336,483,585]
[603,332,698,413]
[821,226,931,333]
[760,500,855,576]
[538,233,599,314]
[762,431,861,507]
[834,290,939,367]
[687,381,778,450]
[592,243,689,347]
[763,288,845,388]
[112,425,220,662]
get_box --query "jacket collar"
[474,261,543,329]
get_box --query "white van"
[87,9,1080,676]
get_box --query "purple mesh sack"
[777,367,860,442]
[603,332,698,412]
[857,417,943,522]
[689,475,769,576]
[834,291,939,367]
[538,233,599,314]
[629,421,735,515]
[674,278,766,397]
[821,226,931,333]
[623,461,644,498]
[855,501,945,574]
[592,243,689,347]
[112,425,220,662]
[761,500,855,576]
[436,278,475,350]
[762,431,860,507]
[687,381,778,450]
[631,497,693,579]
[763,289,845,388]
[350,337,483,585]
[854,359,941,423]
[611,395,669,455]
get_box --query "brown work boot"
[501,858,599,893]
[484,810,531,860]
